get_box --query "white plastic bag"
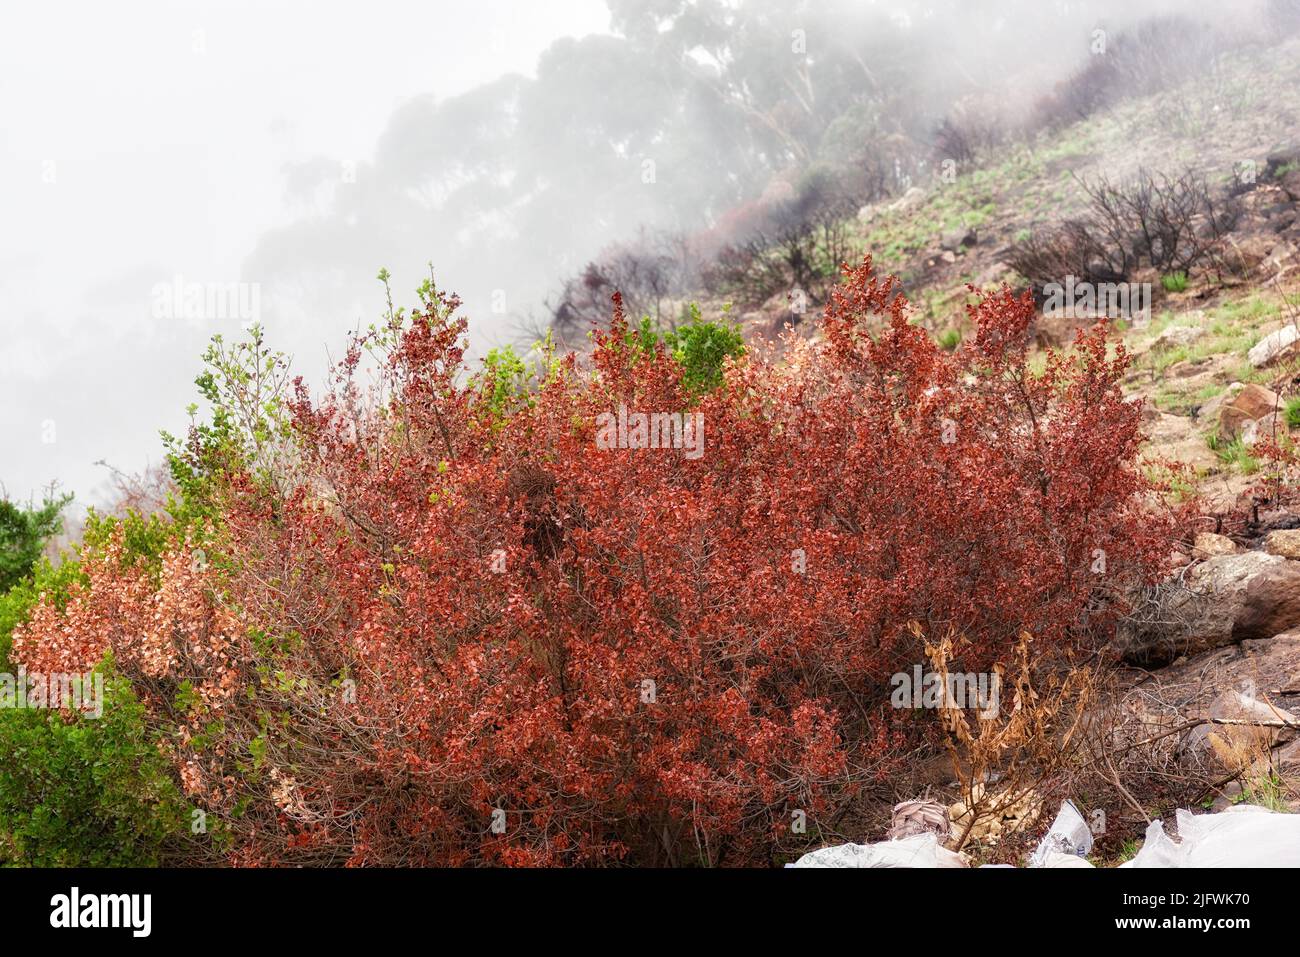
[789,832,968,868]
[1122,805,1300,868]
[1029,800,1094,867]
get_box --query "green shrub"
[0,508,196,866]
[0,663,186,866]
[1161,271,1189,293]
[662,306,746,394]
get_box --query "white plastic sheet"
[789,832,968,868]
[1121,805,1300,868]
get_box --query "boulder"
[1247,324,1300,368]
[1242,411,1287,446]
[1123,630,1300,786]
[1220,383,1280,439]
[1116,552,1300,665]
[1192,532,1239,559]
[1132,628,1300,712]
[1152,324,1203,351]
[940,227,977,252]
[1232,560,1300,643]
[1255,508,1300,533]
[1265,146,1300,182]
[1189,688,1298,768]
[1278,169,1300,203]
[972,262,1010,288]
[1265,530,1300,560]
[1220,233,1278,277]
[1142,412,1221,473]
[1197,382,1245,425]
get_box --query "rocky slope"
[714,33,1300,842]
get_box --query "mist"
[0,0,1273,509]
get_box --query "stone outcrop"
[1118,552,1300,666]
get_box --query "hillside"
[9,1,1300,877]
[698,32,1300,516]
[596,29,1300,858]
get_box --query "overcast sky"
[0,0,1258,513]
[0,0,609,509]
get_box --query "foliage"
[0,663,187,867]
[477,346,533,422]
[661,307,746,394]
[0,493,71,595]
[704,174,859,308]
[1284,395,1300,430]
[11,260,1173,866]
[0,426,223,866]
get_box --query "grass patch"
[1161,271,1189,293]
[1285,395,1300,429]
[1207,432,1260,474]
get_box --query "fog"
[0,0,1267,509]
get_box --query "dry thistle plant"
[911,621,1097,853]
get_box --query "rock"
[1265,530,1300,560]
[1166,356,1213,379]
[890,186,926,214]
[1193,532,1239,559]
[1124,629,1300,789]
[1242,411,1287,446]
[1265,241,1298,275]
[1265,146,1300,181]
[1115,552,1300,666]
[1232,560,1300,643]
[1278,169,1300,203]
[972,262,1010,288]
[1247,324,1300,368]
[1137,628,1300,711]
[1035,309,1096,349]
[1197,382,1245,425]
[1152,324,1204,351]
[1274,736,1300,776]
[1257,508,1300,532]
[1189,688,1298,769]
[940,227,977,252]
[1221,383,1281,439]
[1220,233,1278,277]
[857,203,877,224]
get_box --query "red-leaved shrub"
[13,259,1171,866]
